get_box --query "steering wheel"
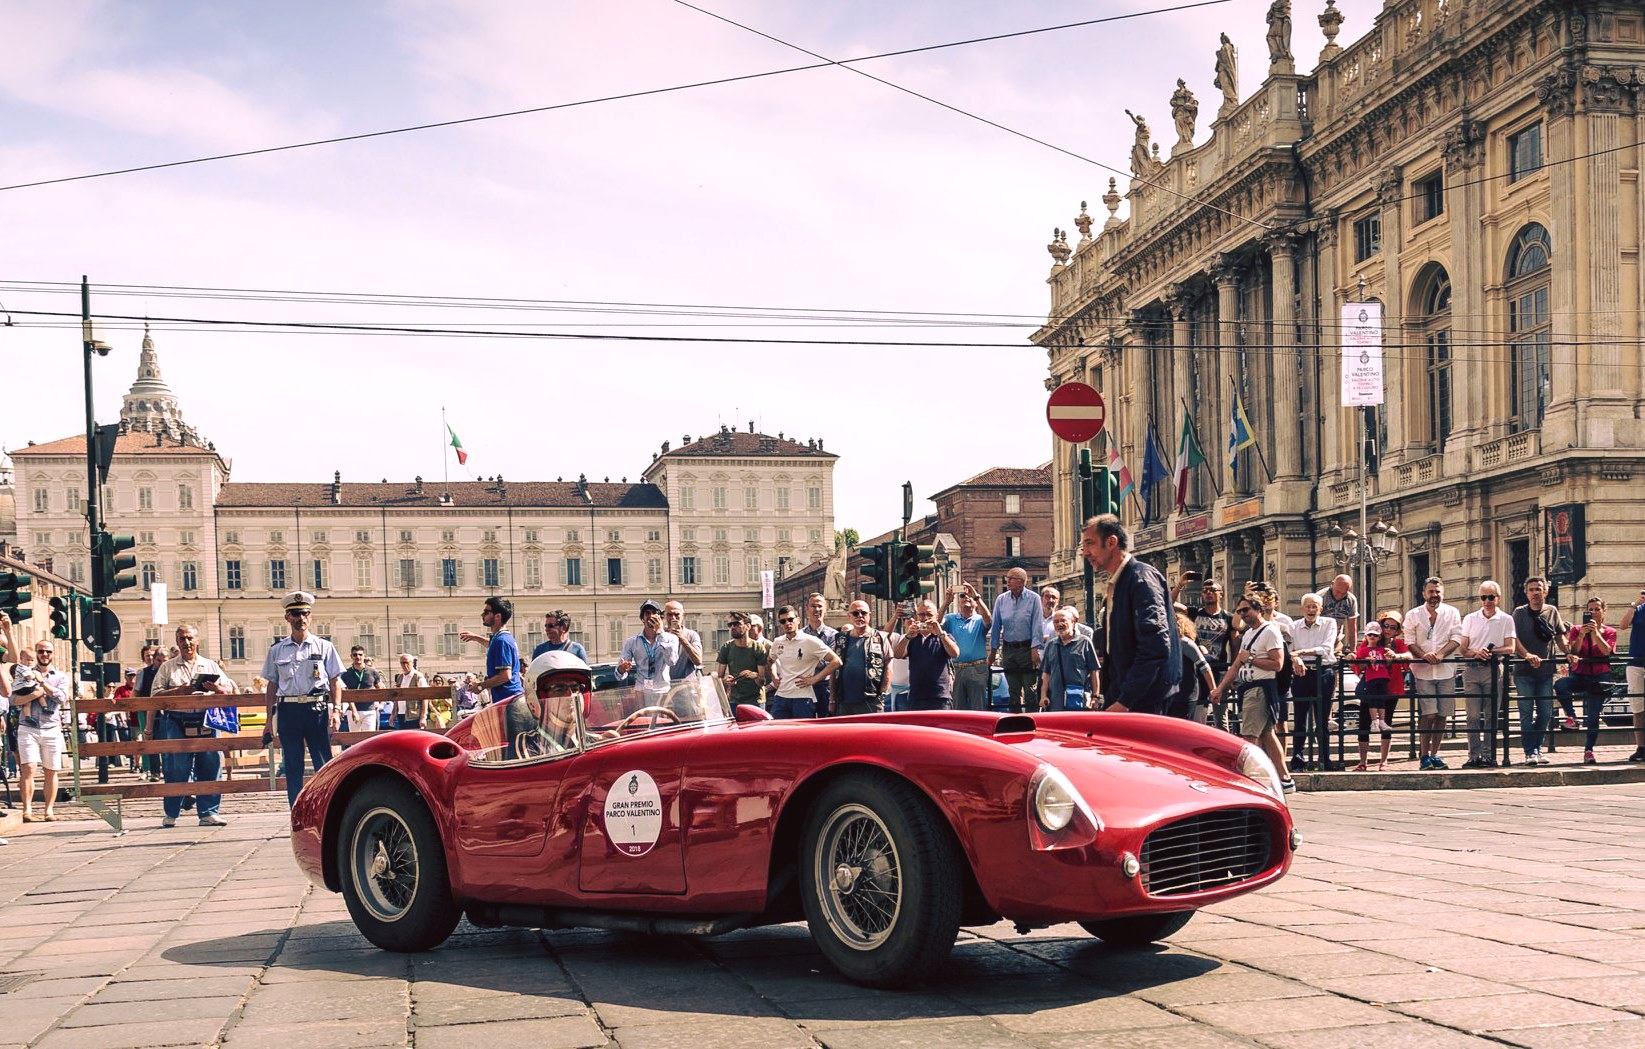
[611,705,682,732]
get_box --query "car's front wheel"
[337,778,461,952]
[799,772,963,987]
[1080,910,1194,947]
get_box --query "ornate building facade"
[11,331,836,681]
[1039,0,1644,615]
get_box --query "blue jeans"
[155,715,222,820]
[768,695,815,720]
[1514,672,1555,757]
[278,702,332,807]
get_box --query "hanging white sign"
[1341,302,1385,407]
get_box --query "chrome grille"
[1141,808,1273,897]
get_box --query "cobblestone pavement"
[1,785,1644,1048]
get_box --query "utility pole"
[81,277,104,672]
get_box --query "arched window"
[1506,224,1551,432]
[1414,265,1452,453]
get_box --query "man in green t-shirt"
[717,611,769,707]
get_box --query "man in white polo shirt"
[1406,576,1463,771]
[1458,579,1518,767]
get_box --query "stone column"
[1265,232,1302,481]
[1313,215,1343,490]
[1571,66,1634,443]
[1440,117,1486,474]
[1373,167,1407,462]
[1212,256,1243,500]
[1166,284,1192,428]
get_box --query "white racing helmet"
[526,650,592,697]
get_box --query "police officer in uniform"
[261,591,345,806]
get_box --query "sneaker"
[161,816,176,828]
[1281,779,1297,793]
[1563,717,1579,730]
[1584,750,1597,765]
[1430,756,1448,770]
[1288,757,1306,773]
[1418,756,1435,770]
[198,814,227,827]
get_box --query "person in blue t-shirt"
[1626,592,1645,762]
[942,584,992,711]
[462,596,523,704]
[532,609,589,662]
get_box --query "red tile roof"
[215,480,666,510]
[657,431,837,459]
[12,432,222,458]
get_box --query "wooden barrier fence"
[70,685,453,829]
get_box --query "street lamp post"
[1328,519,1400,613]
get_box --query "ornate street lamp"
[1329,519,1399,569]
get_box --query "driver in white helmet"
[513,650,592,759]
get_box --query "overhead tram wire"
[10,308,1645,369]
[0,0,1232,195]
[671,0,1267,232]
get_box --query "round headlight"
[1033,767,1079,832]
[1237,743,1286,801]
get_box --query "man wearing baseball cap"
[262,591,345,807]
[618,599,679,701]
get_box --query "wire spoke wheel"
[814,803,903,950]
[349,806,420,923]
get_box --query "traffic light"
[0,570,33,621]
[95,531,138,596]
[49,595,72,640]
[1094,465,1121,516]
[858,543,891,598]
[893,543,936,601]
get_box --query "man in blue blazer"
[1081,514,1181,713]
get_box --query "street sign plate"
[1046,382,1106,442]
[79,662,122,685]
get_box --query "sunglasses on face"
[777,617,795,624]
[1478,595,1498,600]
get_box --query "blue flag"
[1140,422,1172,525]
[1229,388,1256,481]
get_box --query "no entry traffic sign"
[1046,382,1105,442]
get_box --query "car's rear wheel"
[799,772,962,987]
[1080,910,1194,947]
[337,778,460,952]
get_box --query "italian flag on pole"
[1173,412,1205,512]
[447,424,468,465]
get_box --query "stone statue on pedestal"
[1124,109,1153,177]
[1215,33,1239,116]
[1266,1,1293,63]
[1170,79,1199,150]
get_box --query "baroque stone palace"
[1038,0,1644,613]
[11,328,836,679]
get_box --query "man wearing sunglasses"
[716,611,769,708]
[830,601,893,716]
[261,591,346,808]
[1458,580,1518,767]
[768,605,841,720]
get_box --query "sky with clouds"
[0,0,1382,536]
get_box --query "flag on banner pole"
[447,424,468,465]
[1140,422,1172,525]
[1106,443,1136,506]
[1173,412,1206,513]
[1228,388,1256,480]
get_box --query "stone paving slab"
[0,785,1644,1046]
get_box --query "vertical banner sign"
[760,570,774,610]
[1544,504,1586,585]
[1341,302,1385,406]
[150,582,169,626]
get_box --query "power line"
[6,276,1639,334]
[9,308,1643,369]
[0,1,1230,195]
[673,0,1266,232]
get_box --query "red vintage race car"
[290,663,1296,987]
